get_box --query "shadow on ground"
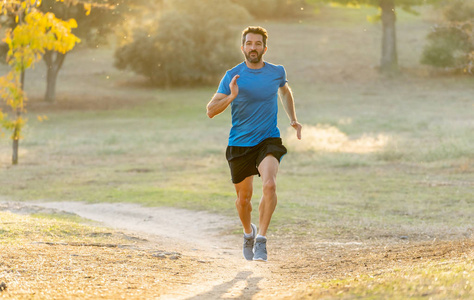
[187,271,262,300]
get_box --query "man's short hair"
[242,26,268,47]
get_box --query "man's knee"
[236,191,252,207]
[262,179,276,196]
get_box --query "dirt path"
[34,201,237,252]
[1,201,286,299]
[1,201,473,299]
[36,202,267,299]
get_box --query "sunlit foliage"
[38,0,152,46]
[0,0,151,103]
[0,1,80,164]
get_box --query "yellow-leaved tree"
[0,1,80,165]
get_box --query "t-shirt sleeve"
[279,65,288,87]
[216,72,231,95]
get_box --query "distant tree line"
[2,0,473,95]
[117,0,474,85]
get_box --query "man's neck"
[245,60,265,69]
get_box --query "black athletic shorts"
[226,137,288,184]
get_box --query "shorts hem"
[226,138,287,184]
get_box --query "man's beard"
[245,50,263,63]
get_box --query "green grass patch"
[307,258,473,299]
[0,211,134,246]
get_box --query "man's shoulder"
[264,62,285,71]
[264,62,287,87]
[225,62,246,76]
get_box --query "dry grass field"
[1,5,473,299]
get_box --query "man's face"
[242,33,267,64]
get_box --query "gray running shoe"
[243,223,257,260]
[253,236,267,262]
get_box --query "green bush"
[421,0,474,72]
[421,25,472,68]
[114,0,249,87]
[232,0,309,20]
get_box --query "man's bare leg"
[234,175,254,234]
[257,155,279,237]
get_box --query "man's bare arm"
[206,93,235,118]
[279,83,302,139]
[207,75,240,118]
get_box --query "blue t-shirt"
[217,62,287,147]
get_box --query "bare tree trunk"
[12,119,19,164]
[380,0,398,74]
[44,50,66,103]
[12,69,25,165]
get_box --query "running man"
[206,26,302,262]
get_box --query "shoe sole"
[253,257,267,262]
